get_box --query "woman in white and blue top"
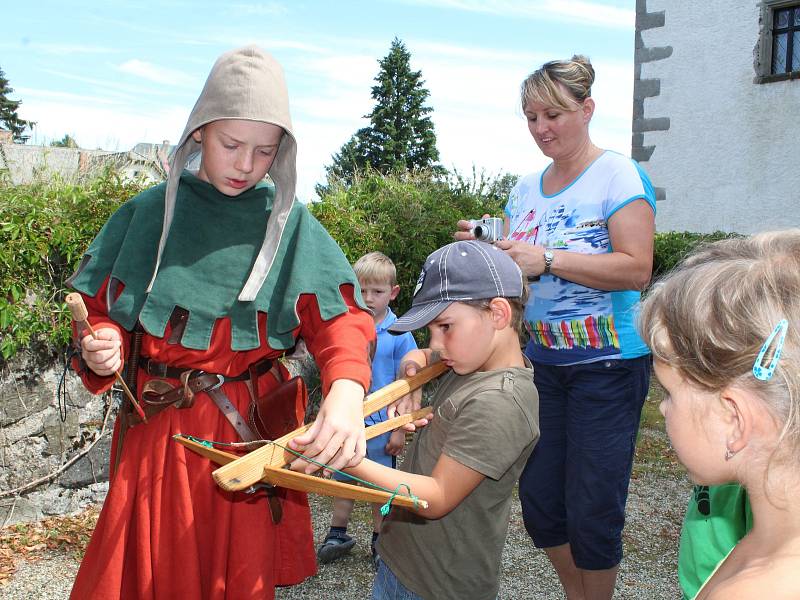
[460,55,656,600]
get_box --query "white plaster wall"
[640,1,800,233]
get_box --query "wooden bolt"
[66,293,147,422]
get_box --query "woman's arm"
[345,452,485,519]
[496,199,654,291]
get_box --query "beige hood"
[147,45,297,301]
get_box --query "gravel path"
[2,468,687,599]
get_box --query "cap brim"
[387,301,452,333]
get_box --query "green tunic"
[69,171,364,351]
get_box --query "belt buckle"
[199,372,225,391]
[192,371,225,392]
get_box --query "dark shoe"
[371,540,379,570]
[316,533,355,564]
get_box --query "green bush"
[0,164,742,362]
[310,168,506,317]
[652,231,741,280]
[0,171,146,360]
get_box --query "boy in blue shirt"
[317,252,417,567]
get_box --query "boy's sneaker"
[371,540,379,570]
[316,532,355,564]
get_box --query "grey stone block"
[636,46,674,63]
[634,79,661,99]
[58,434,112,488]
[632,146,656,162]
[633,117,671,132]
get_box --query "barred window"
[772,4,800,73]
[755,1,800,83]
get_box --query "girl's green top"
[678,484,753,600]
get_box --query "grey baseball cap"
[389,240,525,332]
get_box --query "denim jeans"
[519,355,651,569]
[372,558,425,600]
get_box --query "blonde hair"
[353,252,397,286]
[639,230,800,459]
[520,54,595,111]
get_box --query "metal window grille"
[772,5,800,74]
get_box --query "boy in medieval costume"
[67,46,375,599]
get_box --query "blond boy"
[317,252,417,567]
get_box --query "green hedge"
[0,171,145,360]
[310,169,506,316]
[0,167,740,362]
[652,231,740,280]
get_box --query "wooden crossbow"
[175,361,448,510]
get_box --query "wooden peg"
[65,293,147,422]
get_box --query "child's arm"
[345,452,484,519]
[387,348,436,427]
[70,283,129,395]
[289,286,374,474]
[290,378,366,473]
[385,429,406,456]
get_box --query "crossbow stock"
[175,361,448,510]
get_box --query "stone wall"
[0,143,167,185]
[0,144,115,186]
[0,352,112,525]
[0,349,320,526]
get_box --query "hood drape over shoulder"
[151,44,297,301]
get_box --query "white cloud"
[19,97,187,152]
[117,59,196,86]
[289,38,633,200]
[17,42,118,55]
[398,0,634,29]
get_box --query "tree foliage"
[51,134,79,148]
[0,170,145,361]
[321,38,440,192]
[0,67,35,143]
[310,168,505,317]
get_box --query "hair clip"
[752,319,789,381]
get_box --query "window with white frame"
[755,1,800,83]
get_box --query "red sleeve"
[69,279,129,395]
[297,284,374,396]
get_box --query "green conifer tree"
[0,68,34,143]
[320,38,440,192]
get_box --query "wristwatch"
[543,250,554,275]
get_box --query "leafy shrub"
[0,170,146,360]
[310,168,507,316]
[652,231,741,280]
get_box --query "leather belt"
[139,357,273,381]
[134,355,283,522]
[135,357,274,443]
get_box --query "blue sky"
[5,0,637,201]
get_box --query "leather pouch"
[248,375,308,440]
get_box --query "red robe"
[70,281,373,599]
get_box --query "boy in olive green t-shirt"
[343,241,540,600]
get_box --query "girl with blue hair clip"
[639,229,800,600]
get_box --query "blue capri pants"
[519,355,651,570]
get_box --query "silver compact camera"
[469,217,504,243]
